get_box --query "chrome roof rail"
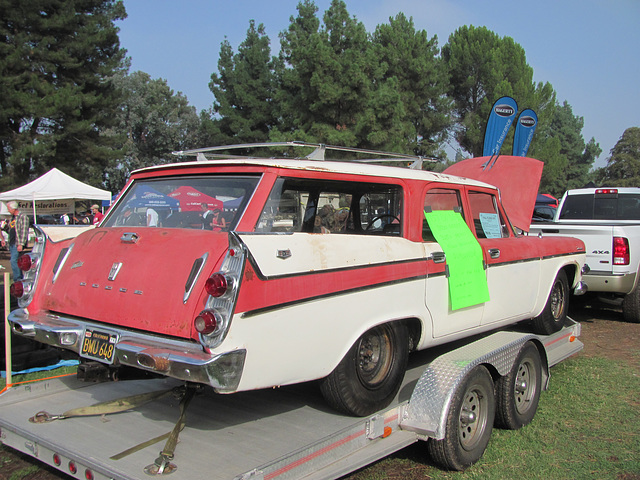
[172,141,438,170]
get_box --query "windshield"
[103,175,260,230]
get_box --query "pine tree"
[0,0,127,188]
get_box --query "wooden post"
[4,271,11,387]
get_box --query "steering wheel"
[366,214,400,231]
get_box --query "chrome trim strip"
[183,252,209,304]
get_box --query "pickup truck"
[530,187,640,322]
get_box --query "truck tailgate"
[531,223,615,273]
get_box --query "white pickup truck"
[530,187,640,322]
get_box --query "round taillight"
[85,469,94,480]
[68,461,77,474]
[194,310,218,335]
[17,254,33,271]
[10,281,24,298]
[205,273,228,297]
[53,453,62,466]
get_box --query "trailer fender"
[400,331,548,440]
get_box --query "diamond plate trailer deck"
[0,320,582,480]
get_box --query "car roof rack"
[172,141,438,170]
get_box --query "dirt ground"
[0,297,638,479]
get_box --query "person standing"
[91,204,104,226]
[146,207,159,227]
[2,201,29,280]
[201,202,213,230]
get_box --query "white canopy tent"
[0,168,111,222]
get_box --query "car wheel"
[531,270,569,335]
[319,323,409,417]
[427,365,495,471]
[622,284,640,323]
[495,342,542,429]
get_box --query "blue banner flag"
[482,96,518,157]
[512,109,538,157]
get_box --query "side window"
[468,190,509,239]
[255,177,402,235]
[423,188,463,241]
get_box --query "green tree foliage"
[104,71,200,192]
[367,13,451,157]
[594,127,640,187]
[539,101,601,194]
[274,0,373,147]
[208,20,277,146]
[0,0,127,189]
[442,25,537,157]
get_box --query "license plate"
[81,328,118,364]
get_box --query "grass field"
[1,354,639,479]
[345,355,640,480]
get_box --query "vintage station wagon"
[9,144,587,416]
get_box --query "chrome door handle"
[488,248,500,259]
[432,251,446,263]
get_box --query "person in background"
[211,208,226,231]
[61,212,71,225]
[91,204,104,226]
[1,201,29,280]
[146,207,159,227]
[116,205,143,226]
[201,202,213,230]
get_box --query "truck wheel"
[495,342,542,429]
[319,323,408,417]
[427,365,495,471]
[622,284,640,323]
[531,270,569,335]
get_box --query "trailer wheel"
[427,365,495,471]
[495,342,542,429]
[319,323,408,417]
[531,270,569,335]
[622,284,640,323]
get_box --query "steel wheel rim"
[356,326,393,387]
[459,385,490,451]
[550,279,566,320]
[514,359,536,415]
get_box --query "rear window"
[256,177,403,235]
[559,193,640,220]
[103,176,260,229]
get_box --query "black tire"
[319,323,408,417]
[495,342,542,429]
[622,284,640,323]
[427,365,495,471]
[531,270,569,335]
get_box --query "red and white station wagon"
[9,144,587,417]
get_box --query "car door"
[422,186,485,338]
[466,188,542,325]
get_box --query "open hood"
[444,155,543,232]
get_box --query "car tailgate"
[39,227,227,339]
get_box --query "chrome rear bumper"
[8,309,245,393]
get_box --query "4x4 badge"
[108,262,123,281]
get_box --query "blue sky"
[117,0,639,169]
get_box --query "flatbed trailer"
[0,320,583,480]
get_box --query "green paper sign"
[424,210,490,310]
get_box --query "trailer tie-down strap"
[145,383,198,475]
[28,386,180,423]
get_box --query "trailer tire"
[495,342,542,429]
[622,284,640,323]
[427,365,495,471]
[319,323,408,417]
[531,270,569,335]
